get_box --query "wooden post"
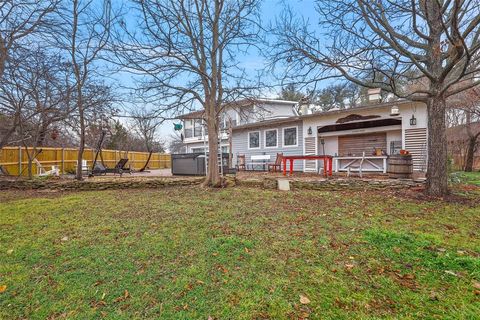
[18,146,22,176]
[61,148,65,174]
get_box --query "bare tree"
[448,88,480,172]
[168,133,186,154]
[271,0,480,196]
[55,0,115,180]
[0,0,58,80]
[0,47,73,178]
[113,0,262,186]
[130,108,164,171]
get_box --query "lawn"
[456,171,480,186]
[1,186,479,319]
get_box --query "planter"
[388,154,413,179]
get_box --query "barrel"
[388,154,413,179]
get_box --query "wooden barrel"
[388,154,413,179]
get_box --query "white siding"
[405,128,427,171]
[232,121,304,171]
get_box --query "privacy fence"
[0,146,171,176]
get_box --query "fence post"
[18,146,22,176]
[61,148,65,174]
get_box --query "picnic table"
[282,155,333,177]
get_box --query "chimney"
[299,104,310,115]
[367,88,381,103]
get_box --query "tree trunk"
[426,96,448,196]
[75,97,85,181]
[204,109,222,187]
[464,137,476,172]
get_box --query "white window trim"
[283,126,299,147]
[248,130,261,150]
[264,128,278,148]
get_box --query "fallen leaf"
[473,281,480,290]
[429,291,439,301]
[0,285,6,293]
[299,294,311,304]
[444,270,458,277]
[61,236,69,241]
[345,264,355,271]
[6,249,13,255]
[474,290,480,296]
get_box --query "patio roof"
[232,99,415,131]
[317,118,402,133]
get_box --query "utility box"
[171,153,206,176]
[171,153,232,176]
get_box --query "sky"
[112,0,321,146]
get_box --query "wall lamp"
[410,114,417,126]
[307,126,313,135]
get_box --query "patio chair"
[236,154,246,171]
[92,158,131,176]
[33,158,60,177]
[74,159,90,176]
[347,152,365,178]
[268,153,283,172]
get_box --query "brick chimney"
[367,88,381,103]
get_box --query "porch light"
[390,105,400,116]
[307,126,313,135]
[410,114,417,126]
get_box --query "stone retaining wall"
[238,177,424,191]
[0,176,423,192]
[0,177,204,191]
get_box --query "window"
[184,120,193,138]
[194,119,203,137]
[283,127,297,147]
[248,131,260,149]
[264,129,278,148]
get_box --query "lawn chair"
[33,158,60,177]
[347,152,365,178]
[268,153,283,172]
[236,154,246,171]
[92,158,131,176]
[74,159,90,176]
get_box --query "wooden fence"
[0,146,171,176]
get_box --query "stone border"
[0,177,204,191]
[238,177,424,191]
[0,176,423,192]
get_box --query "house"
[231,92,428,174]
[177,91,429,175]
[178,98,299,153]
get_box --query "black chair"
[92,159,131,176]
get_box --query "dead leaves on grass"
[299,294,311,304]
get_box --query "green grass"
[457,171,480,186]
[1,187,479,319]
